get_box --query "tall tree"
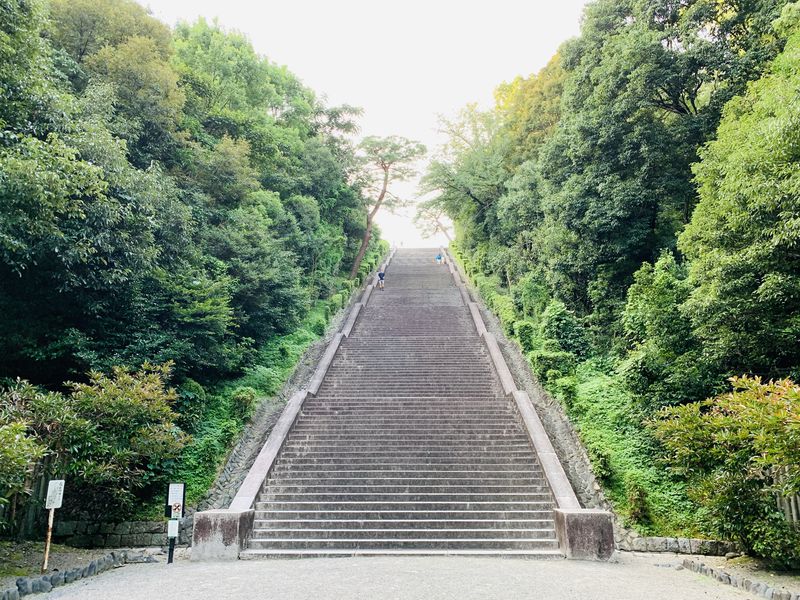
[349,136,425,278]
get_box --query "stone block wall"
[52,519,191,548]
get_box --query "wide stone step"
[259,490,551,501]
[253,509,555,520]
[255,501,554,511]
[285,434,529,442]
[245,538,559,550]
[250,528,556,540]
[261,485,550,496]
[252,519,555,530]
[266,476,546,486]
[240,548,564,558]
[269,468,544,477]
[275,460,540,471]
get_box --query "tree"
[679,1,800,381]
[413,199,452,242]
[348,135,425,278]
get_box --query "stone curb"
[681,558,799,600]
[1,550,155,598]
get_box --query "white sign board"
[167,483,185,518]
[45,480,65,509]
[167,519,179,538]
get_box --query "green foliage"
[175,378,206,432]
[432,0,800,550]
[230,386,257,419]
[0,422,46,512]
[539,301,589,359]
[0,0,387,528]
[0,364,184,520]
[492,294,517,335]
[654,376,800,566]
[679,5,800,382]
[513,320,538,353]
[528,349,577,384]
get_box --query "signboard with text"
[45,480,65,509]
[165,482,185,519]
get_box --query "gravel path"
[44,553,750,600]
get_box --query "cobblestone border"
[681,558,799,599]
[1,550,155,599]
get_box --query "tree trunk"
[349,169,389,279]
[349,215,374,279]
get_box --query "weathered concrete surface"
[341,303,363,337]
[468,302,487,337]
[46,554,752,600]
[555,509,615,561]
[512,391,580,510]
[227,390,308,512]
[190,510,254,561]
[307,333,344,395]
[482,333,517,396]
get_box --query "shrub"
[528,349,577,383]
[230,386,257,419]
[0,364,186,520]
[329,292,344,311]
[551,375,578,406]
[310,317,327,336]
[0,422,46,515]
[625,474,651,525]
[175,378,207,432]
[514,320,539,352]
[540,300,589,358]
[239,365,283,395]
[654,376,800,566]
[492,294,517,335]
[512,273,550,319]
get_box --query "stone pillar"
[554,508,614,560]
[191,509,254,561]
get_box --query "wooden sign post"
[42,480,65,573]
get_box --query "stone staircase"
[240,249,561,557]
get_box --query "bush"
[328,292,344,312]
[0,422,46,516]
[0,364,186,520]
[551,375,578,406]
[492,294,517,335]
[175,378,207,432]
[238,365,283,396]
[654,376,800,566]
[474,273,501,307]
[528,349,577,383]
[540,300,589,358]
[230,386,257,419]
[514,320,539,352]
[511,273,550,319]
[310,317,327,336]
[625,474,651,525]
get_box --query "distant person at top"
[377,270,385,290]
[435,253,442,265]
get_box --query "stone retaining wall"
[52,520,190,548]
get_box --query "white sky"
[146,0,589,247]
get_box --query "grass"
[564,361,700,536]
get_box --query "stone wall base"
[191,509,254,560]
[554,508,615,560]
